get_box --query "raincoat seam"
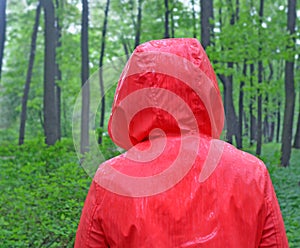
[263,169,281,247]
[85,203,99,248]
[265,198,281,247]
[85,182,108,247]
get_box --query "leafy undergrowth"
[0,139,299,247]
[0,138,89,247]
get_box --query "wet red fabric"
[75,38,288,247]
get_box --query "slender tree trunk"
[263,116,268,141]
[293,92,300,148]
[62,95,68,136]
[276,100,281,143]
[216,1,241,147]
[256,0,264,155]
[0,0,6,81]
[238,61,247,148]
[243,110,249,137]
[55,0,62,140]
[276,60,284,143]
[19,2,41,145]
[41,0,58,145]
[200,0,213,49]
[191,0,197,38]
[170,0,175,38]
[80,0,90,153]
[98,0,110,144]
[293,58,300,148]
[219,73,239,146]
[265,62,274,142]
[249,63,256,145]
[164,0,170,38]
[122,38,130,60]
[269,121,275,142]
[134,0,142,48]
[281,0,296,166]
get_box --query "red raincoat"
[75,38,288,247]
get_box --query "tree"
[55,0,62,140]
[276,99,281,143]
[80,0,90,154]
[41,0,59,145]
[293,70,300,148]
[191,0,197,38]
[169,0,175,38]
[200,0,213,49]
[164,0,170,38]
[98,0,110,145]
[281,0,296,166]
[0,0,6,80]
[215,0,242,148]
[19,2,41,145]
[263,62,275,143]
[238,61,247,148]
[293,92,300,148]
[256,0,264,155]
[134,0,142,48]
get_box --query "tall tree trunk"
[191,0,197,38]
[134,0,142,48]
[238,61,247,148]
[276,99,281,143]
[269,121,275,142]
[263,116,268,141]
[80,0,90,153]
[293,91,300,148]
[276,60,284,143]
[170,0,175,38]
[265,62,274,142]
[256,0,264,155]
[243,109,249,137]
[164,0,170,38]
[19,2,41,145]
[249,63,256,145]
[200,0,213,49]
[219,73,240,146]
[122,38,130,60]
[55,0,62,140]
[281,0,296,166]
[41,0,58,145]
[98,0,110,145]
[216,1,241,148]
[62,95,67,136]
[293,57,300,148]
[0,0,6,81]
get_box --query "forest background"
[0,0,299,247]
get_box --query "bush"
[0,138,91,247]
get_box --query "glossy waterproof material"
[75,38,288,247]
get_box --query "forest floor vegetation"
[0,138,299,247]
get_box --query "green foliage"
[0,139,91,247]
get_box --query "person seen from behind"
[75,38,288,247]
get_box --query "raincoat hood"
[108,38,224,150]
